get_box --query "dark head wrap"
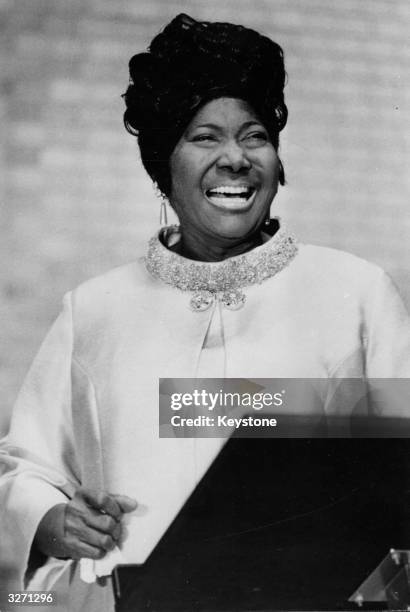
[123,13,288,196]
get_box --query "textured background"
[1,0,409,434]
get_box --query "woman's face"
[169,97,280,247]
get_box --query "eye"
[245,131,269,144]
[191,133,217,143]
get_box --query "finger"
[65,503,91,538]
[65,497,123,546]
[81,490,122,520]
[112,494,138,513]
[83,512,122,540]
[65,509,94,548]
[82,529,117,553]
[65,522,117,552]
[64,504,117,540]
[67,520,117,553]
[67,539,107,561]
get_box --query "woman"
[1,13,409,612]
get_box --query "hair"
[123,13,288,197]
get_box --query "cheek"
[262,154,279,187]
[169,155,206,222]
[250,146,279,186]
[170,152,201,195]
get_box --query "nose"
[216,140,251,172]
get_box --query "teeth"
[207,186,254,197]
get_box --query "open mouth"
[205,186,256,210]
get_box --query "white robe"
[1,243,409,612]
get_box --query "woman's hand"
[34,487,138,560]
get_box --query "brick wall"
[1,0,409,433]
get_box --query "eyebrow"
[189,120,264,132]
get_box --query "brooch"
[190,289,246,312]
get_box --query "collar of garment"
[145,218,297,292]
[145,224,297,311]
[145,219,298,311]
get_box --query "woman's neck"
[175,230,264,262]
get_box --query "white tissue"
[79,505,148,583]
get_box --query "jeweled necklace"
[145,222,298,311]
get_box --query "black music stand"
[113,438,410,611]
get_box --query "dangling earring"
[155,184,168,226]
[159,197,168,226]
[264,209,271,226]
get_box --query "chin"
[210,218,261,241]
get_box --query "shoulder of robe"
[294,243,389,293]
[71,258,148,300]
[66,258,156,332]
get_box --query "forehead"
[188,97,261,128]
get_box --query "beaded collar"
[145,221,298,311]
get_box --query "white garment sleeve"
[364,269,410,377]
[0,294,80,591]
[360,270,410,422]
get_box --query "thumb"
[112,494,138,513]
